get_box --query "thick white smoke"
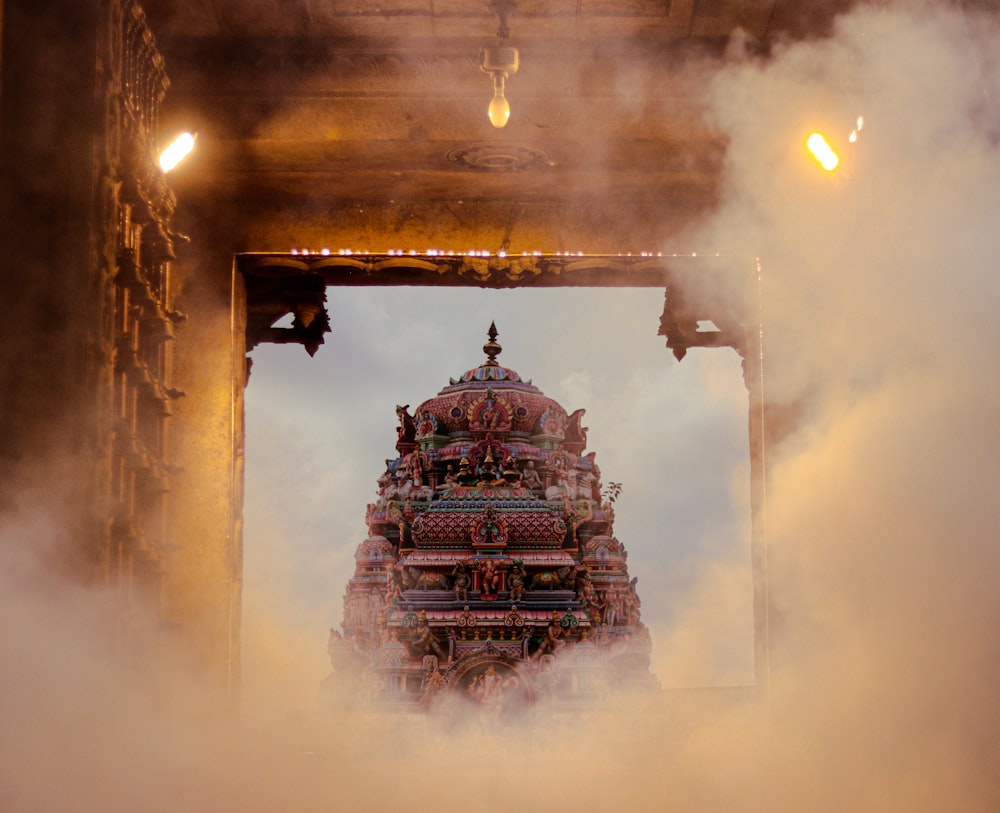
[684,2,1000,809]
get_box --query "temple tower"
[326,325,656,716]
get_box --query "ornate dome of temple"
[325,325,656,717]
[404,321,589,460]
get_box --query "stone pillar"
[659,258,772,697]
[742,260,770,700]
[167,239,247,699]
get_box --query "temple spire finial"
[483,321,502,366]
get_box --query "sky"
[3,1,1000,811]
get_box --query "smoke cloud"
[3,2,1000,811]
[686,2,1000,809]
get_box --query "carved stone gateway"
[239,251,770,696]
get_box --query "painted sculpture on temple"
[326,324,656,716]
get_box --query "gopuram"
[326,324,656,717]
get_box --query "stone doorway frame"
[234,251,770,697]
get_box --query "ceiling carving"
[142,0,862,251]
[142,0,857,41]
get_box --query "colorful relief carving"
[329,326,656,716]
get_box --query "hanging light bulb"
[480,45,519,129]
[479,1,519,129]
[488,73,510,127]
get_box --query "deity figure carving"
[456,456,477,485]
[409,611,447,662]
[419,666,446,710]
[467,665,519,732]
[501,455,521,486]
[533,611,566,660]
[545,455,576,501]
[436,464,458,493]
[407,448,429,486]
[584,453,603,498]
[577,468,597,502]
[521,460,543,492]
[477,450,501,485]
[480,400,501,429]
[603,589,621,627]
[376,470,398,505]
[578,575,604,623]
[452,560,473,602]
[621,579,642,626]
[535,655,558,698]
[415,408,439,438]
[470,389,510,431]
[478,557,501,596]
[368,587,384,622]
[507,558,526,601]
[397,471,433,502]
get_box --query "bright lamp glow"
[480,43,518,129]
[807,132,839,172]
[159,132,196,173]
[488,78,511,128]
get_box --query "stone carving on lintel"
[239,253,752,366]
[239,252,680,289]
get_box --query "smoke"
[684,1,1000,809]
[4,1,1000,811]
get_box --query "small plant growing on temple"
[602,482,623,505]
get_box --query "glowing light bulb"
[488,75,510,128]
[159,132,196,172]
[807,132,839,172]
[489,92,510,127]
[481,45,517,129]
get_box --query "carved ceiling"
[143,0,863,252]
